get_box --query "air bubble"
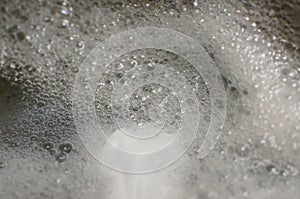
[10,142,19,147]
[24,64,36,73]
[42,141,55,150]
[266,165,279,175]
[77,41,85,49]
[193,0,198,8]
[43,16,52,22]
[146,64,155,71]
[58,142,73,153]
[228,86,240,100]
[49,149,56,155]
[30,135,38,141]
[3,138,11,143]
[8,59,23,70]
[71,66,79,73]
[56,152,67,162]
[0,161,7,169]
[0,1,299,197]
[61,19,69,28]
[60,8,69,16]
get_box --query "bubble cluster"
[95,49,212,139]
[0,0,299,198]
[72,27,226,173]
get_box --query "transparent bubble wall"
[0,0,299,198]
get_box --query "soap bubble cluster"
[0,0,299,198]
[72,27,226,173]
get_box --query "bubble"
[71,66,79,73]
[61,19,69,28]
[10,142,19,147]
[24,64,36,73]
[193,0,198,8]
[49,149,57,155]
[43,16,52,22]
[58,142,73,153]
[56,152,67,162]
[16,31,25,41]
[266,165,280,175]
[77,41,85,49]
[60,9,69,16]
[42,141,55,150]
[73,27,226,173]
[0,0,299,197]
[7,59,23,70]
[30,135,38,141]
[0,161,7,169]
[228,86,240,101]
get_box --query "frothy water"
[0,0,299,198]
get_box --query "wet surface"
[0,0,299,198]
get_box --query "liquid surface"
[0,0,299,198]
